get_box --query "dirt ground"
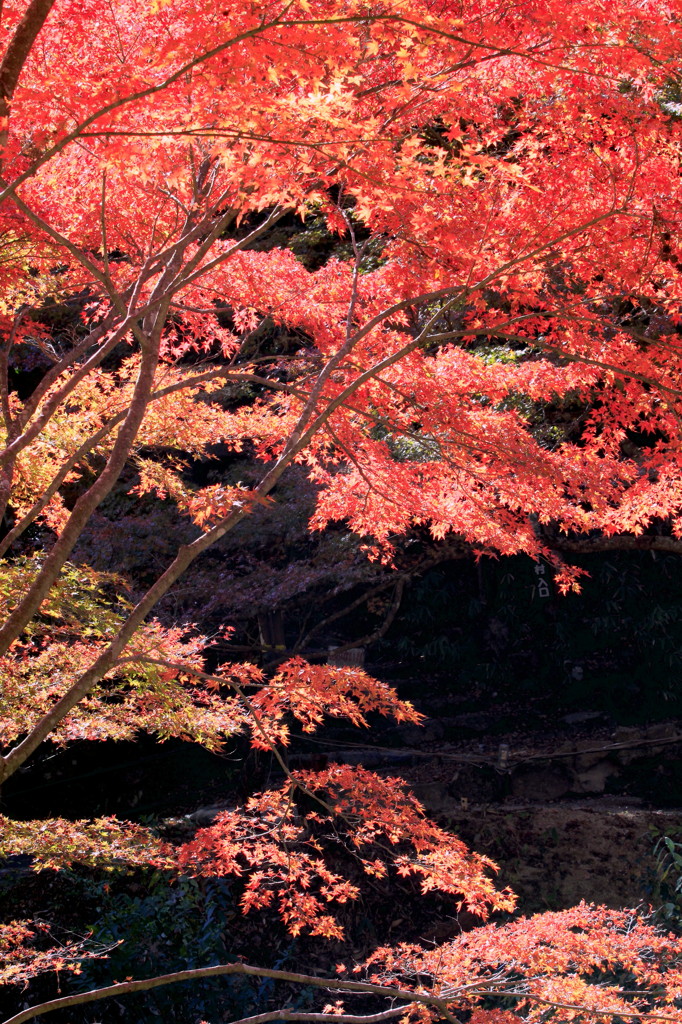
[426,799,682,913]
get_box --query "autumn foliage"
[364,904,682,1023]
[178,764,515,939]
[2,0,682,1020]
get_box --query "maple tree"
[2,0,682,1020]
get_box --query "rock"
[327,646,365,668]
[642,723,681,757]
[574,759,618,794]
[612,726,644,764]
[447,765,499,804]
[510,765,573,801]
[613,726,641,744]
[573,738,609,771]
[187,802,234,826]
[645,722,678,740]
[561,710,604,726]
[411,782,452,815]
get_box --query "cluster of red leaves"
[178,765,514,940]
[362,904,682,1024]
[3,0,682,568]
[0,920,108,987]
[134,459,272,530]
[245,657,422,747]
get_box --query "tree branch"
[0,0,57,160]
[0,318,164,659]
[0,960,459,1024]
